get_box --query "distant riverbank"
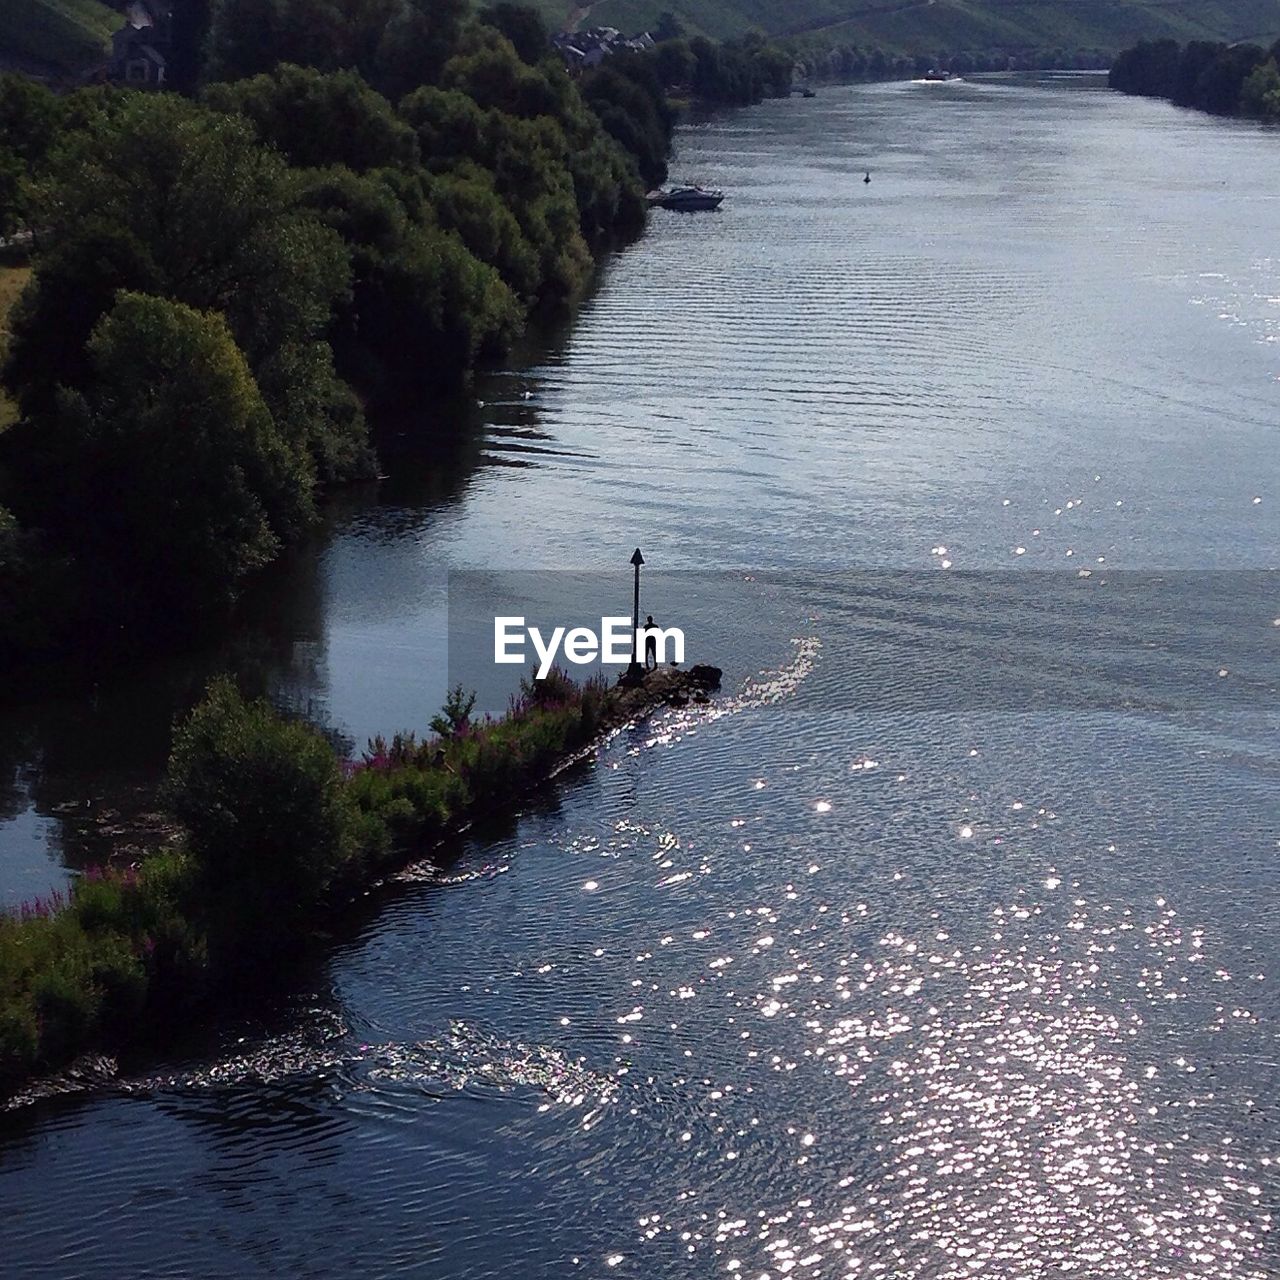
[1110,36,1280,118]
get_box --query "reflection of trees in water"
[0,328,574,886]
[0,545,335,878]
[0,716,39,825]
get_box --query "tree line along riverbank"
[1109,36,1280,118]
[0,664,721,1102]
[0,2,792,679]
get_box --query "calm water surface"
[1,75,1277,1278]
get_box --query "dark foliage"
[477,3,549,66]
[1110,37,1280,118]
[203,64,419,171]
[0,5,771,666]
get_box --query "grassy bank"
[0,665,719,1099]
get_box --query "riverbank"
[1110,37,1280,118]
[0,663,721,1102]
[0,14,795,684]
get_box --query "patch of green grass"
[0,0,118,77]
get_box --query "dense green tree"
[374,0,469,99]
[480,112,593,303]
[688,35,724,97]
[203,0,291,82]
[582,61,671,188]
[1111,37,1272,117]
[21,293,310,616]
[1240,59,1280,117]
[1111,39,1184,98]
[1191,42,1264,114]
[653,38,696,88]
[0,503,76,665]
[426,168,542,299]
[0,0,737,664]
[477,4,548,66]
[296,163,523,394]
[0,74,63,166]
[296,163,416,385]
[1172,41,1223,106]
[166,677,356,949]
[203,65,418,172]
[678,33,793,105]
[335,0,406,78]
[168,0,214,91]
[203,0,403,84]
[753,41,797,96]
[400,84,488,169]
[0,74,64,237]
[441,28,566,119]
[298,164,414,260]
[5,94,367,482]
[357,224,523,390]
[0,151,23,241]
[566,132,647,240]
[402,76,645,248]
[6,226,164,417]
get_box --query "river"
[0,73,1277,1278]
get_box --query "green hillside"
[0,0,118,78]
[540,0,1280,55]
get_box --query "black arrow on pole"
[626,547,644,683]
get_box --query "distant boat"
[919,69,957,82]
[802,87,816,98]
[647,185,725,211]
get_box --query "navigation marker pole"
[624,547,645,685]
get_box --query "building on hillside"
[552,28,655,74]
[109,1,171,88]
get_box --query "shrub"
[430,684,476,738]
[166,678,357,953]
[31,954,97,1063]
[85,932,148,1025]
[0,997,38,1083]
